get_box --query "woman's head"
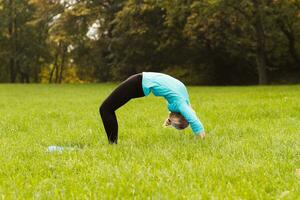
[164,112,189,130]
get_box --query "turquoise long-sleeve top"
[142,72,204,135]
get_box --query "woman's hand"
[196,131,206,139]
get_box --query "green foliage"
[0,84,300,198]
[162,64,214,85]
[0,0,299,84]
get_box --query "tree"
[273,0,300,68]
[0,0,299,84]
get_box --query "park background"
[1,0,300,199]
[0,0,299,85]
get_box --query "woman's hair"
[164,112,189,130]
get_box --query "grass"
[0,84,299,199]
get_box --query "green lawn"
[0,84,299,199]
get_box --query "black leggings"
[99,73,145,144]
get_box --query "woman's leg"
[99,73,144,144]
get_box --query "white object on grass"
[47,146,65,152]
[47,146,75,153]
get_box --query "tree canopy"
[0,0,299,84]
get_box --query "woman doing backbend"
[99,72,205,144]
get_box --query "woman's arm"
[178,103,205,137]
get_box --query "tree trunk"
[20,71,29,83]
[49,65,55,83]
[20,72,24,83]
[49,50,59,83]
[287,35,299,67]
[8,0,17,83]
[55,62,60,83]
[25,72,30,83]
[54,42,62,83]
[33,65,39,83]
[279,23,300,67]
[253,0,268,85]
[58,44,67,83]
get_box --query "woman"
[100,72,205,144]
